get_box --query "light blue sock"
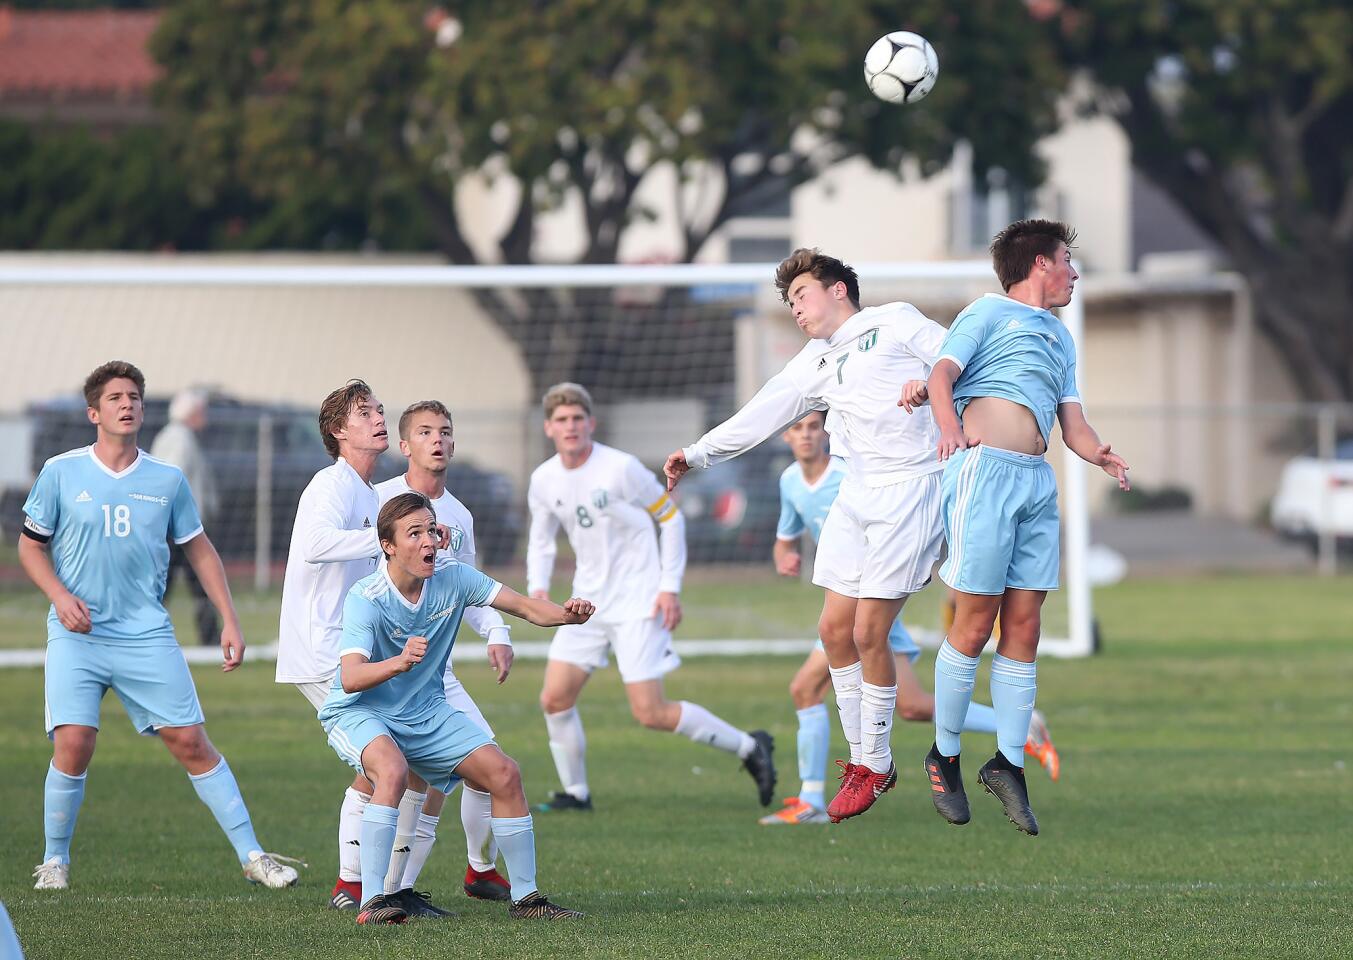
[961,701,999,735]
[990,654,1038,767]
[43,763,87,864]
[491,815,538,902]
[934,640,980,757]
[795,703,829,810]
[359,803,400,908]
[188,758,261,865]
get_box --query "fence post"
[1316,404,1337,576]
[254,413,273,591]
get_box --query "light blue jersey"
[776,457,848,542]
[23,447,203,645]
[779,457,919,661]
[937,293,1081,441]
[319,561,501,723]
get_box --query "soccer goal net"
[0,257,1093,658]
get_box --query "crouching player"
[320,491,590,924]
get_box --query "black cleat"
[464,865,512,902]
[508,890,583,920]
[394,887,456,918]
[743,730,777,807]
[535,791,593,813]
[355,892,408,925]
[924,743,970,825]
[978,753,1040,836]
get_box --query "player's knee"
[1000,610,1041,644]
[897,700,932,723]
[540,690,574,716]
[631,702,668,730]
[788,676,820,709]
[818,616,851,647]
[485,756,522,797]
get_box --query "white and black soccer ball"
[863,31,939,105]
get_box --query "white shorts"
[443,670,494,739]
[295,675,336,713]
[813,472,943,599]
[547,617,681,684]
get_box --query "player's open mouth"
[420,549,435,566]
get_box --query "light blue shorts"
[813,619,920,664]
[939,445,1060,595]
[322,700,495,794]
[44,634,205,738]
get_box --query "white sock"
[859,681,897,774]
[383,789,425,894]
[338,787,371,883]
[544,707,590,801]
[828,662,864,765]
[675,701,756,757]
[461,785,497,872]
[400,811,440,890]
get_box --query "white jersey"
[684,302,946,487]
[275,458,380,684]
[374,474,511,648]
[527,442,685,623]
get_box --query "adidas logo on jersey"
[362,517,371,528]
[1006,319,1022,330]
[817,357,828,371]
[75,490,92,503]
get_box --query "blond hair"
[542,382,593,419]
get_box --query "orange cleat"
[1025,709,1060,781]
[758,797,829,825]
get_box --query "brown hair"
[398,400,453,441]
[542,382,593,419]
[83,361,146,409]
[377,491,435,556]
[989,219,1078,292]
[774,248,860,309]
[318,380,374,460]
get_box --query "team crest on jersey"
[447,525,464,553]
[857,328,879,352]
[591,489,609,510]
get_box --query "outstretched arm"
[1057,402,1130,490]
[665,371,818,490]
[491,585,595,627]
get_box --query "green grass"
[2,573,1351,959]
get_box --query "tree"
[1043,0,1353,402]
[150,0,1064,391]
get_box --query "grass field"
[1,573,1350,959]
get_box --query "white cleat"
[243,852,303,888]
[33,857,69,890]
[1027,709,1051,747]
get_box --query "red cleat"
[826,759,897,823]
[464,865,512,902]
[330,877,362,910]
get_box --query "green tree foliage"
[151,0,1064,265]
[1045,0,1353,401]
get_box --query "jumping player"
[760,411,1057,826]
[906,219,1128,835]
[666,248,947,823]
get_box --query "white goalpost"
[0,258,1095,660]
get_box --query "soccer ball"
[863,31,939,105]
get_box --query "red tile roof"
[0,6,162,97]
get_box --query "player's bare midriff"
[959,397,1045,456]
